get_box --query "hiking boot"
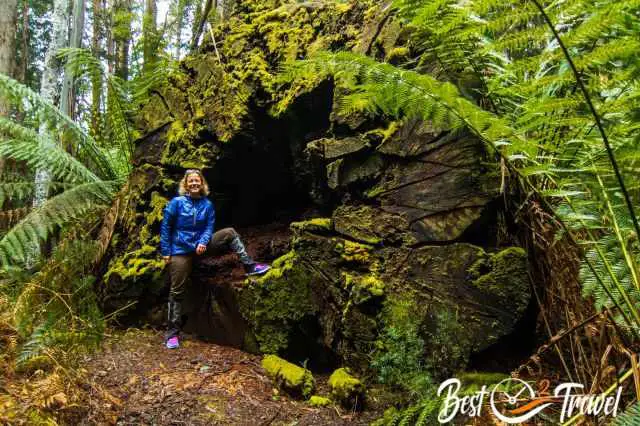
[245,262,271,276]
[166,335,180,349]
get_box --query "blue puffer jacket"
[160,195,215,256]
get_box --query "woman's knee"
[219,227,238,239]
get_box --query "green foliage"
[612,402,640,426]
[0,71,132,368]
[371,297,433,398]
[5,237,105,369]
[424,309,473,381]
[0,73,117,181]
[372,397,442,426]
[0,72,133,267]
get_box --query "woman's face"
[186,173,203,195]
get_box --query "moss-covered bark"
[98,0,531,379]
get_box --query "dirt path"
[78,329,380,425]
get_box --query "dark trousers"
[166,227,253,338]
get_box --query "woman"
[160,169,270,349]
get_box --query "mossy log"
[97,0,531,377]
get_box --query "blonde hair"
[178,169,210,196]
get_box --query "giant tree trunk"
[98,0,533,375]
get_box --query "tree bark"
[61,0,86,121]
[17,0,28,84]
[174,0,185,59]
[113,0,132,80]
[0,0,18,88]
[34,0,70,207]
[0,0,18,177]
[190,0,212,51]
[143,0,158,73]
[91,0,103,138]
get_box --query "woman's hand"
[196,244,207,255]
[163,256,171,264]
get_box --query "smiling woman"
[160,169,270,349]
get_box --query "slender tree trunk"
[35,0,70,207]
[175,0,184,59]
[113,0,132,80]
[91,0,103,139]
[0,0,18,90]
[0,0,18,178]
[61,0,86,122]
[190,0,212,51]
[106,0,114,74]
[17,0,28,84]
[216,0,223,19]
[143,0,157,74]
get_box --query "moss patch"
[290,218,333,233]
[239,251,317,353]
[328,367,365,408]
[342,272,384,304]
[334,239,373,264]
[308,395,332,407]
[262,355,315,399]
[468,247,529,318]
[103,164,170,301]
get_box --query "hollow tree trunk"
[97,0,532,376]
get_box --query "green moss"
[104,189,169,285]
[239,251,317,353]
[308,395,332,407]
[161,119,212,168]
[364,184,385,199]
[328,367,365,406]
[104,243,164,283]
[386,46,409,62]
[256,249,296,282]
[262,355,315,399]
[334,239,373,264]
[290,218,333,233]
[468,247,529,317]
[342,272,384,304]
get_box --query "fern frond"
[0,181,117,265]
[612,402,640,426]
[0,73,117,181]
[0,138,100,184]
[285,51,523,155]
[0,181,71,208]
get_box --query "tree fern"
[0,181,117,265]
[0,74,117,181]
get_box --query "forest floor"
[76,329,381,425]
[1,221,387,424]
[1,328,383,425]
